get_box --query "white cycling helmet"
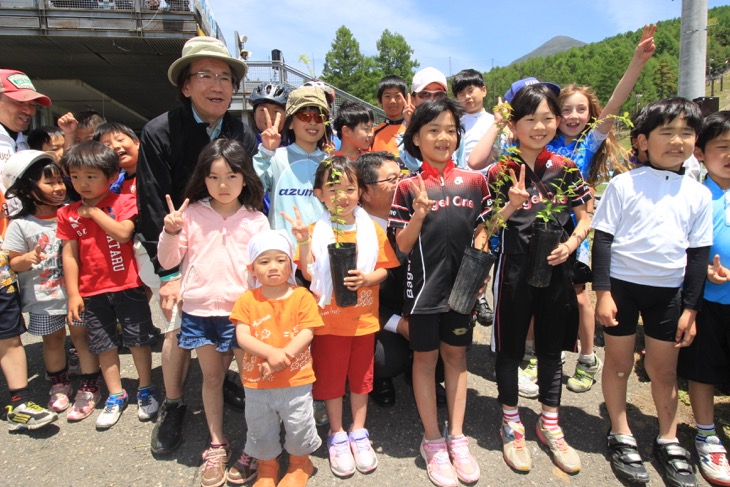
[2,150,55,192]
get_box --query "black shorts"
[572,261,592,285]
[678,299,730,385]
[408,311,473,352]
[84,286,156,354]
[603,278,681,341]
[0,283,25,339]
[492,253,578,361]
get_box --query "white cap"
[412,67,447,93]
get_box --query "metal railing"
[0,0,190,11]
[244,61,385,123]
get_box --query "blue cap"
[504,77,561,103]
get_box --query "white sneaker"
[696,435,730,486]
[136,387,159,421]
[518,367,539,398]
[96,391,128,430]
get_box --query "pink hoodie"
[157,199,269,316]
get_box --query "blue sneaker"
[96,391,128,430]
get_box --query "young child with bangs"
[284,156,398,479]
[333,101,374,161]
[593,98,712,486]
[93,122,140,196]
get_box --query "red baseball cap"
[0,69,51,106]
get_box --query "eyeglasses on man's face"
[189,71,234,86]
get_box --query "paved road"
[0,305,716,487]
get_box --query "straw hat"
[167,36,247,86]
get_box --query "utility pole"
[678,0,707,99]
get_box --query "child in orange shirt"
[232,229,323,487]
[283,156,399,478]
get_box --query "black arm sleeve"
[591,230,614,291]
[683,246,711,310]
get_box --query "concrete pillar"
[678,0,708,99]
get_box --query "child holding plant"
[284,156,398,479]
[389,97,495,487]
[486,84,591,474]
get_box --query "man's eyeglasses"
[416,90,447,101]
[190,71,234,86]
[295,111,327,124]
[370,174,405,185]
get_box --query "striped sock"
[696,423,716,442]
[503,408,521,425]
[540,410,562,436]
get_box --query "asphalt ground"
[0,301,720,487]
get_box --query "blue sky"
[211,0,726,78]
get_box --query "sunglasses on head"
[417,90,447,101]
[295,111,327,124]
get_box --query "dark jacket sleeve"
[136,113,177,277]
[683,246,710,310]
[591,229,614,291]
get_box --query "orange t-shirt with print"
[295,219,399,337]
[230,286,323,389]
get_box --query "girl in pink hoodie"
[157,138,268,483]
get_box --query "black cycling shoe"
[223,370,246,411]
[370,378,396,408]
[473,296,493,327]
[607,433,650,484]
[150,401,186,455]
[653,440,697,487]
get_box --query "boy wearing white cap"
[231,230,323,487]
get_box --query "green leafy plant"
[323,159,346,247]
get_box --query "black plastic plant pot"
[527,221,563,288]
[327,242,358,307]
[448,246,497,315]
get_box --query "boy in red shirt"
[57,141,157,430]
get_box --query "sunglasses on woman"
[295,111,327,124]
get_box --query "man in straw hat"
[135,36,257,471]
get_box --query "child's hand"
[25,244,47,266]
[344,269,367,290]
[67,294,85,324]
[260,108,282,152]
[707,254,729,285]
[259,362,273,380]
[77,203,98,219]
[266,348,291,373]
[675,309,697,348]
[409,174,434,221]
[634,25,656,63]
[595,291,618,327]
[57,112,78,135]
[401,93,415,126]
[163,194,189,235]
[548,242,571,266]
[507,166,529,210]
[280,205,310,244]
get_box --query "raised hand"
[25,244,47,266]
[708,254,729,285]
[507,165,529,209]
[260,107,282,151]
[57,112,78,135]
[409,174,434,220]
[402,93,415,126]
[280,205,310,243]
[163,194,189,235]
[635,25,656,63]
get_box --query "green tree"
[374,29,420,80]
[653,58,678,99]
[322,26,366,95]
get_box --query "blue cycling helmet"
[250,82,291,108]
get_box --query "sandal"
[607,433,650,484]
[652,440,697,487]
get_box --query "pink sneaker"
[67,389,101,421]
[48,383,73,412]
[419,437,458,487]
[446,433,481,483]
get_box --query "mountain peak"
[511,35,586,65]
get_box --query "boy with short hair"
[93,122,140,195]
[451,69,494,167]
[57,140,158,430]
[593,98,712,486]
[57,110,106,149]
[333,101,374,161]
[232,230,323,487]
[677,110,730,486]
[27,125,65,162]
[372,75,408,156]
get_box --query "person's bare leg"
[68,324,99,374]
[440,343,467,436]
[129,345,153,387]
[161,331,190,400]
[0,336,28,390]
[196,344,227,444]
[576,286,595,357]
[602,334,636,435]
[326,397,344,434]
[413,349,440,440]
[350,393,368,431]
[42,327,67,373]
[643,336,680,440]
[688,380,716,426]
[98,348,123,395]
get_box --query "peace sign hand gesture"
[402,93,415,127]
[634,24,657,63]
[409,174,434,221]
[507,165,529,210]
[163,194,189,236]
[280,205,310,244]
[260,107,282,151]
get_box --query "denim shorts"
[178,312,235,352]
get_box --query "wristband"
[297,238,311,246]
[160,271,181,282]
